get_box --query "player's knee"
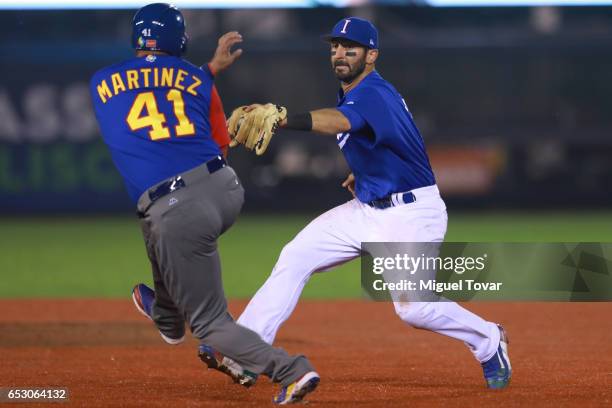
[275,240,308,269]
[269,239,318,282]
[395,302,435,329]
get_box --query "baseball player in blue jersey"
[220,17,512,390]
[90,3,319,404]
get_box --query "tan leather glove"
[227,105,249,140]
[227,103,287,156]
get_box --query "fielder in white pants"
[222,16,512,389]
[237,184,501,364]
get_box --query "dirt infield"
[1,300,611,407]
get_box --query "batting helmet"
[132,3,188,56]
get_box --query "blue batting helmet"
[132,3,188,56]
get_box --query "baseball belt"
[137,155,227,218]
[368,191,416,210]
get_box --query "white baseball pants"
[237,185,500,363]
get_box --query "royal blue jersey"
[336,71,436,203]
[90,55,224,203]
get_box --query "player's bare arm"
[208,31,243,74]
[237,105,350,135]
[279,108,351,135]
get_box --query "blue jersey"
[336,71,436,203]
[90,55,223,203]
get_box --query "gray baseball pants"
[137,160,313,386]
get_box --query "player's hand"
[342,173,356,198]
[228,103,287,155]
[209,31,243,74]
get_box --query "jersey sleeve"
[209,85,231,151]
[336,105,367,132]
[337,87,395,142]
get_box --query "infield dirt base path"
[1,300,611,407]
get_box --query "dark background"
[1,6,610,213]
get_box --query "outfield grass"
[1,212,611,299]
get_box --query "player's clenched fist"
[228,103,287,156]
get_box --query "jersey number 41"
[127,90,195,140]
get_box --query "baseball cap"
[323,17,378,49]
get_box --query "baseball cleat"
[273,371,320,405]
[132,283,185,345]
[481,325,512,389]
[198,345,258,387]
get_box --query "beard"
[333,57,367,84]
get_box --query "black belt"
[138,156,226,218]
[368,191,416,209]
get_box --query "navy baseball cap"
[323,17,378,49]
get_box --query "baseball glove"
[226,105,249,139]
[227,103,287,156]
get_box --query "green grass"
[1,212,611,299]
